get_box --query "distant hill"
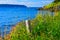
[0,4,27,8]
[0,4,40,10]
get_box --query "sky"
[0,0,54,7]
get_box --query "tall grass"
[4,11,60,40]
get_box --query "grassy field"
[3,11,60,40]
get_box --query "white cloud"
[0,0,53,7]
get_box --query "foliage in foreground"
[4,12,60,40]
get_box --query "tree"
[54,0,60,3]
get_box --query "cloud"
[0,0,53,7]
[16,1,53,7]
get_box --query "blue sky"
[0,0,54,7]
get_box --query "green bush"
[9,12,60,40]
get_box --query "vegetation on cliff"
[44,0,60,9]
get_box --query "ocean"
[0,4,38,37]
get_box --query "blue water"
[0,5,38,37]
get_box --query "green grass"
[44,2,60,9]
[4,11,60,40]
